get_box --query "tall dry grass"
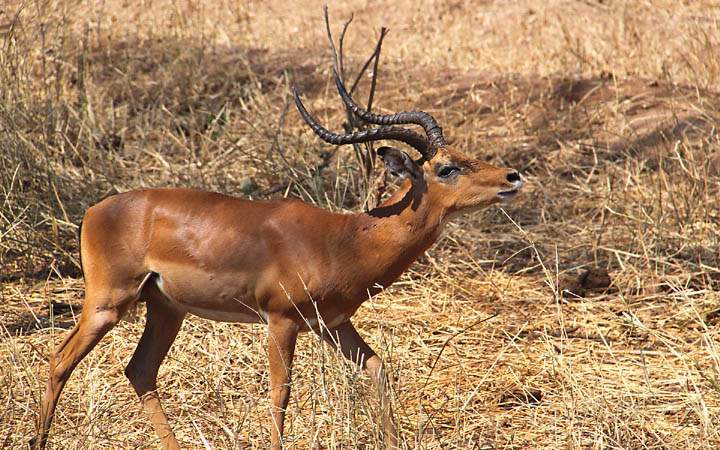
[1,0,719,448]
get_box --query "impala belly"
[148,261,264,324]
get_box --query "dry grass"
[1,0,720,448]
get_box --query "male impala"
[33,70,523,448]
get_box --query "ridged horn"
[292,87,430,155]
[333,71,445,160]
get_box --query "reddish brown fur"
[33,146,521,449]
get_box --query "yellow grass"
[1,0,719,448]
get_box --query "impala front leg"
[322,321,398,448]
[267,316,299,450]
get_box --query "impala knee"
[124,347,159,396]
[48,312,119,385]
[80,308,123,339]
[124,362,156,394]
[270,383,292,408]
[48,360,72,388]
[123,362,139,384]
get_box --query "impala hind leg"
[32,291,133,450]
[124,293,186,450]
[267,316,299,450]
[322,321,398,448]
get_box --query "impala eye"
[437,165,460,178]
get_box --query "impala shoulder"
[271,198,331,220]
[258,199,301,236]
[260,199,345,241]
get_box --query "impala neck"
[361,176,448,260]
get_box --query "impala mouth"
[497,179,524,200]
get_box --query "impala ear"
[377,146,422,180]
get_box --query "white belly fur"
[184,305,265,324]
[326,313,347,328]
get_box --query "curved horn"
[333,72,445,160]
[292,87,430,155]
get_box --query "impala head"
[377,145,523,213]
[292,72,523,215]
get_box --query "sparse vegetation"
[1,1,719,448]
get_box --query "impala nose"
[498,169,524,201]
[506,171,521,183]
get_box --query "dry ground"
[1,0,720,448]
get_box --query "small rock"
[560,266,612,298]
[238,178,259,195]
[499,388,543,409]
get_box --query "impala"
[32,71,523,449]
